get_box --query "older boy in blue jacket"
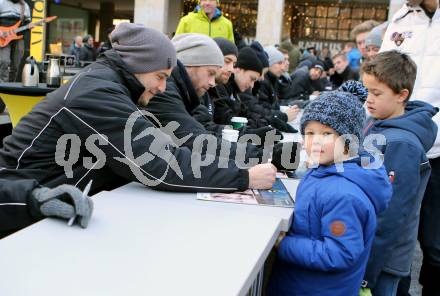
[267,91,392,296]
[362,51,438,296]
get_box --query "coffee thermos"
[22,56,39,87]
[46,58,61,87]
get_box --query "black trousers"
[419,157,440,296]
[397,157,440,296]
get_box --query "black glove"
[271,142,300,171]
[31,185,94,228]
[239,126,283,145]
[269,116,298,133]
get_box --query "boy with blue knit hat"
[267,91,392,296]
[362,50,438,295]
[338,80,369,104]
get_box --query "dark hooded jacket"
[0,50,249,195]
[363,101,438,288]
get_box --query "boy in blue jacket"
[362,51,438,295]
[267,91,392,296]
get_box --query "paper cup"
[222,128,239,142]
[231,117,248,130]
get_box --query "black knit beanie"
[235,47,264,74]
[250,41,269,68]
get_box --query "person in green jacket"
[175,0,234,43]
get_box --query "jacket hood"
[310,155,391,215]
[372,101,438,152]
[97,50,145,104]
[195,5,223,21]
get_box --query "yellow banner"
[30,0,47,62]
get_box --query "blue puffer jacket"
[363,101,438,288]
[267,157,392,296]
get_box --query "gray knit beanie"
[111,23,177,74]
[300,91,366,142]
[172,33,224,67]
[264,46,285,66]
[365,22,388,48]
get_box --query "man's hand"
[275,231,286,249]
[286,105,300,122]
[248,163,277,189]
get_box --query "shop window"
[288,0,388,42]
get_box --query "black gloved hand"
[239,126,283,145]
[271,142,300,171]
[31,185,94,228]
[269,116,298,133]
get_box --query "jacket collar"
[224,74,244,99]
[195,5,223,21]
[265,71,279,85]
[170,60,201,113]
[98,49,145,105]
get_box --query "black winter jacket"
[0,50,249,193]
[192,93,225,136]
[257,71,288,121]
[287,66,321,101]
[145,61,264,164]
[79,44,97,61]
[330,66,360,88]
[210,77,269,128]
[0,179,39,238]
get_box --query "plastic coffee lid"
[231,117,248,123]
[222,129,239,134]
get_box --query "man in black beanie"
[193,38,278,144]
[0,24,278,198]
[145,34,299,171]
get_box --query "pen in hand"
[68,179,93,227]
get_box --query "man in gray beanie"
[257,46,299,123]
[171,33,223,97]
[0,24,277,203]
[364,22,387,61]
